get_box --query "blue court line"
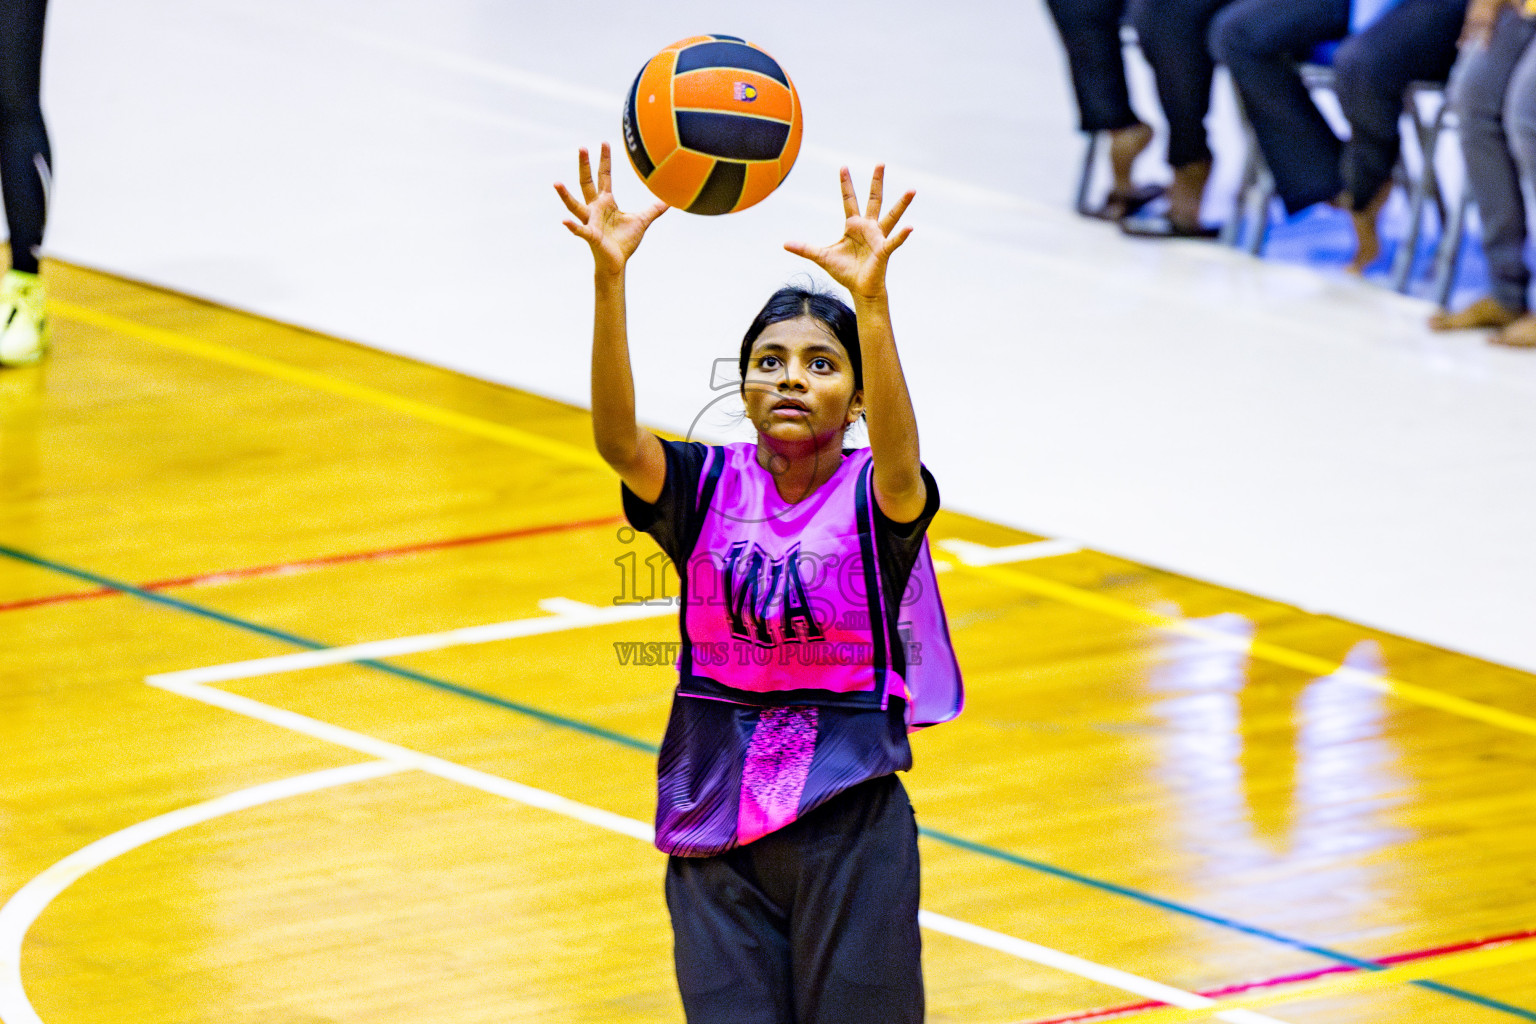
[4,542,1531,1021]
[919,826,1535,1018]
[0,546,653,754]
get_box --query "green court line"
[2,543,1530,1021]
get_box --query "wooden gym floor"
[2,260,1534,1024]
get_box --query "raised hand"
[555,143,668,276]
[785,165,914,299]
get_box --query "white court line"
[939,537,1085,565]
[145,674,654,842]
[138,673,1287,1023]
[0,760,407,1024]
[919,915,1291,1024]
[154,597,676,686]
[151,536,1083,689]
[8,573,1288,1023]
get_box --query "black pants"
[1130,0,1237,167]
[1335,0,1464,209]
[1,0,50,275]
[665,774,923,1024]
[1210,0,1464,213]
[1044,0,1142,133]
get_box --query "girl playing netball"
[556,143,963,1024]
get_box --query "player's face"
[742,317,862,446]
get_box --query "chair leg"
[1432,183,1470,308]
[1075,132,1101,216]
[1226,89,1275,254]
[1244,167,1275,256]
[1390,85,1449,293]
[1390,159,1427,292]
[1422,104,1449,227]
[1221,146,1256,247]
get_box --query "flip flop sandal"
[1090,183,1166,222]
[1119,214,1221,239]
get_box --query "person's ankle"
[1167,161,1211,224]
[1108,123,1153,193]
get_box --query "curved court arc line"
[143,672,1293,1024]
[4,543,1531,1020]
[0,666,1294,1024]
[0,760,407,1024]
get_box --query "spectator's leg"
[1492,33,1536,345]
[1043,0,1154,196]
[1333,0,1464,273]
[1045,0,1140,134]
[1130,0,1235,226]
[1108,122,1157,197]
[1431,11,1536,328]
[0,0,51,276]
[1208,0,1349,215]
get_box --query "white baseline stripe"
[0,760,406,1024]
[148,597,676,687]
[138,675,1290,1023]
[938,538,1085,566]
[921,913,1287,1024]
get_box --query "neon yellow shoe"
[0,270,48,366]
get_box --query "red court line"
[1019,928,1536,1024]
[0,515,626,614]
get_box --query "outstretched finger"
[578,147,597,202]
[562,219,594,241]
[881,225,914,256]
[839,168,859,219]
[865,164,885,221]
[554,182,588,221]
[879,189,915,236]
[598,142,613,197]
[637,200,670,228]
[783,240,825,264]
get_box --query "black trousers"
[1,0,50,275]
[1210,0,1464,213]
[1044,0,1142,133]
[665,774,923,1024]
[1335,0,1464,209]
[1130,0,1237,167]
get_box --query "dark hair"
[738,286,862,395]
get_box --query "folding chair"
[1226,58,1453,294]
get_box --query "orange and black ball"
[621,35,803,215]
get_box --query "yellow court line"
[58,301,1536,740]
[1122,936,1536,1022]
[53,301,610,472]
[932,555,1536,740]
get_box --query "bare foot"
[1108,123,1154,195]
[1428,295,1523,331]
[1168,160,1211,232]
[1347,182,1392,275]
[1493,313,1536,347]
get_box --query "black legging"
[1,0,50,276]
